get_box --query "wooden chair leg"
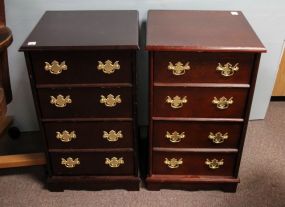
[0,50,12,104]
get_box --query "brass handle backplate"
[212,96,233,110]
[168,61,190,75]
[45,60,67,75]
[97,60,120,74]
[100,94,121,107]
[205,158,224,170]
[103,130,123,142]
[56,130,76,142]
[61,157,80,168]
[208,132,228,144]
[105,157,124,168]
[165,131,185,143]
[166,95,187,109]
[164,158,183,168]
[50,95,72,108]
[216,63,239,77]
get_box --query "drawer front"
[44,121,133,149]
[31,51,133,84]
[153,87,248,118]
[37,87,132,118]
[50,151,134,175]
[154,52,254,83]
[153,121,243,148]
[152,151,236,176]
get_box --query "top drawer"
[153,52,255,84]
[30,51,133,84]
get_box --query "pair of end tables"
[20,10,266,192]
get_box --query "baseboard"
[271,96,285,101]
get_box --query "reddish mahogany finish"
[152,121,243,148]
[152,151,237,176]
[154,52,255,84]
[146,10,266,192]
[146,10,265,52]
[20,11,139,191]
[153,87,248,118]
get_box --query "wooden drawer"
[30,51,133,84]
[50,151,134,175]
[37,87,132,118]
[153,87,248,118]
[154,52,254,84]
[153,121,243,148]
[44,121,133,149]
[152,151,236,176]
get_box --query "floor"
[0,102,284,207]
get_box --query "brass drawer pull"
[166,95,187,109]
[208,132,228,144]
[216,63,239,77]
[45,60,67,75]
[168,61,190,75]
[100,94,121,107]
[56,130,76,142]
[205,158,224,170]
[61,157,80,168]
[212,96,233,110]
[164,158,183,168]
[50,95,72,108]
[97,60,120,74]
[165,131,185,143]
[103,130,123,142]
[105,157,124,168]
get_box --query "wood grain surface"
[146,10,266,52]
[20,11,139,51]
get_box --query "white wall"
[5,0,285,131]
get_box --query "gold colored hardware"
[105,157,124,168]
[168,62,190,75]
[56,130,76,142]
[205,158,224,170]
[208,132,228,144]
[61,157,80,168]
[165,131,185,143]
[50,95,72,108]
[166,96,187,109]
[97,60,120,74]
[45,60,67,75]
[164,158,183,168]
[103,130,123,142]
[100,94,121,107]
[216,63,239,77]
[212,96,233,110]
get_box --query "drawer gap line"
[152,117,244,122]
[153,148,238,153]
[36,83,133,89]
[48,148,134,153]
[154,83,250,88]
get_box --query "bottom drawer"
[50,151,134,175]
[152,151,236,176]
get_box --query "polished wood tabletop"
[146,10,266,52]
[20,10,139,51]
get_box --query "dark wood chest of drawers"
[146,10,266,192]
[20,10,140,191]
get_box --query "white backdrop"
[5,0,285,131]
